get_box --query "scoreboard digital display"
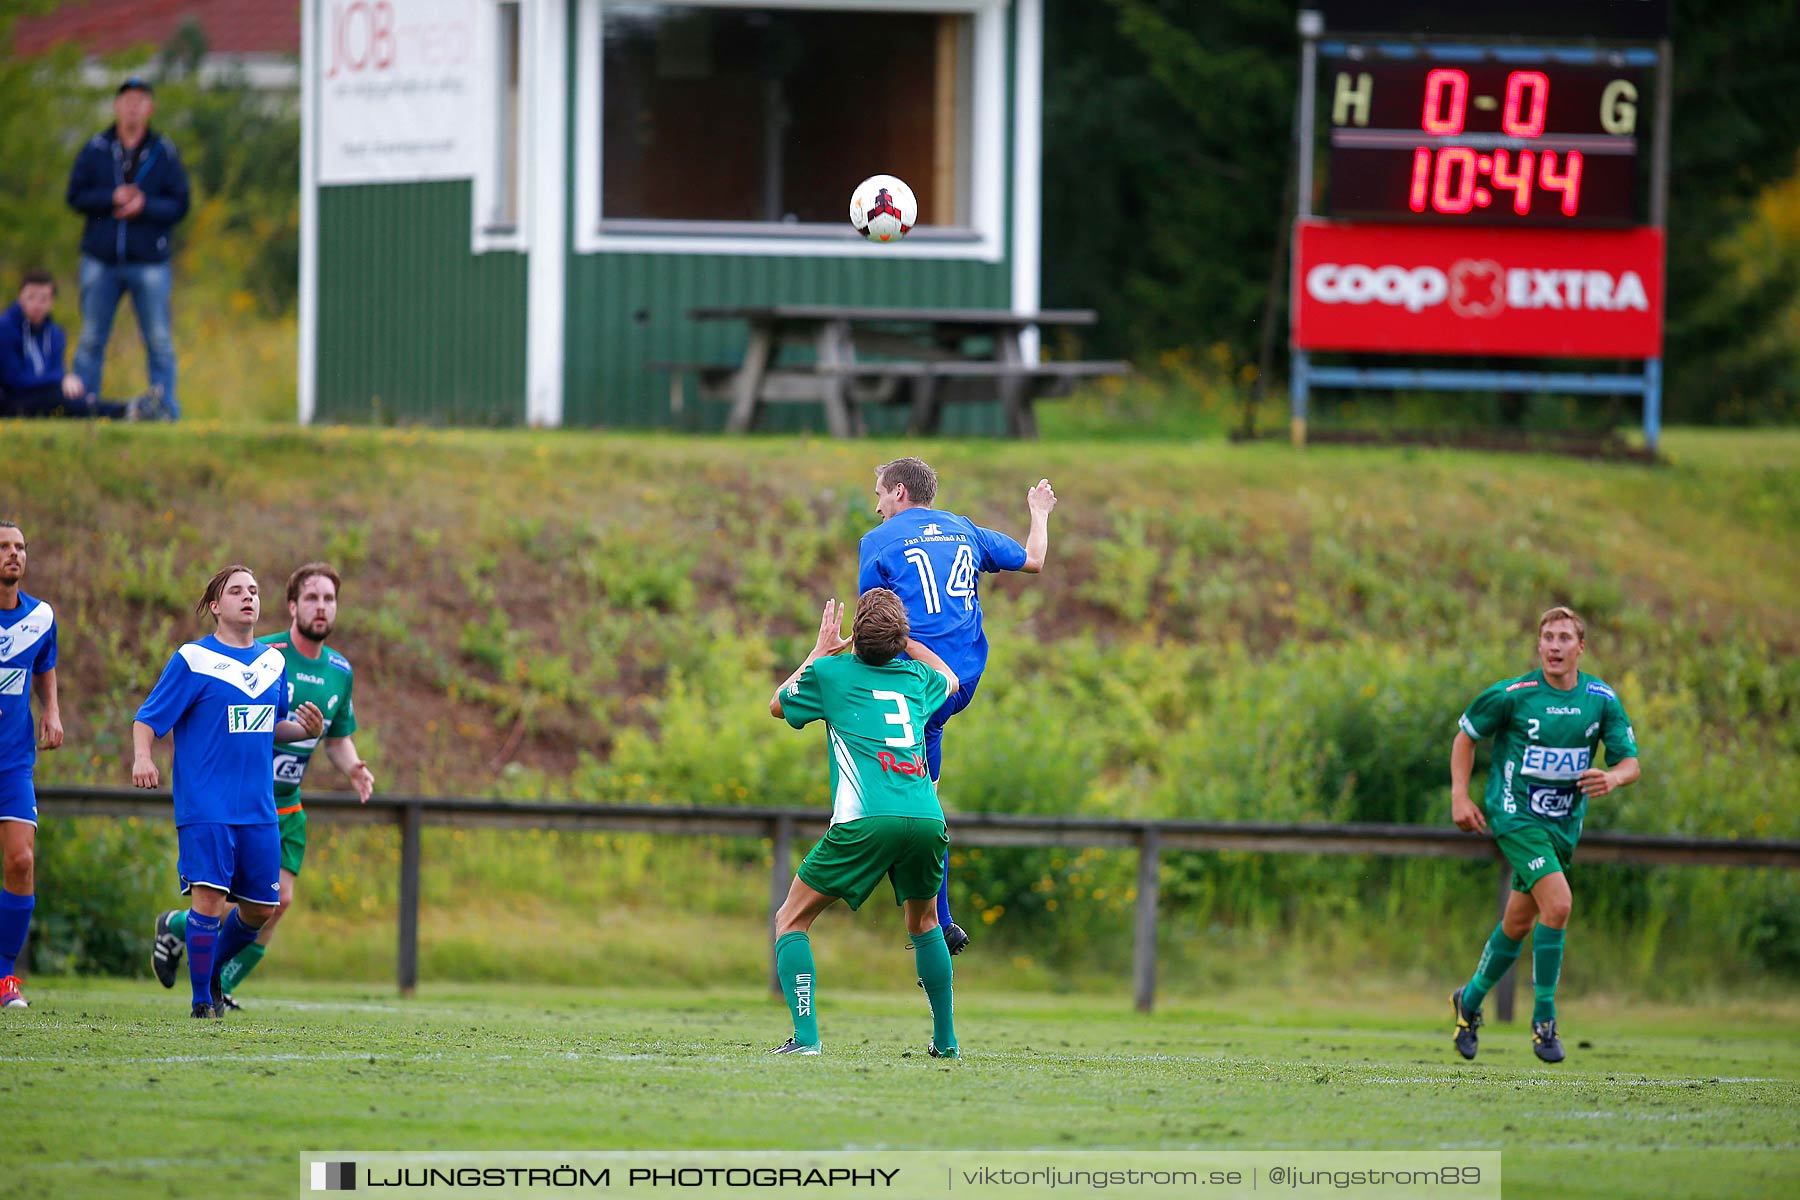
[1324,58,1649,228]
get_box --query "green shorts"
[277,806,307,876]
[797,816,948,911]
[1496,820,1575,893]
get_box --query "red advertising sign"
[1290,220,1664,358]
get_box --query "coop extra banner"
[315,0,478,184]
[1290,220,1665,358]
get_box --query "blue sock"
[212,909,261,997]
[185,910,221,1008]
[936,873,953,929]
[0,889,34,977]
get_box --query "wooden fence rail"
[41,787,1800,1016]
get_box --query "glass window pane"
[495,1,522,228]
[601,4,972,227]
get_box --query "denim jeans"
[73,254,178,419]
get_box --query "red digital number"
[1539,150,1583,216]
[1422,69,1468,136]
[1490,148,1535,215]
[1431,146,1477,214]
[1502,71,1549,138]
[1408,148,1431,213]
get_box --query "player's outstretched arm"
[325,736,377,803]
[771,599,852,718]
[1449,730,1487,834]
[1021,478,1056,573]
[32,667,63,751]
[275,700,326,745]
[904,637,959,697]
[1579,757,1639,798]
[130,720,160,788]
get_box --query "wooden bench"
[648,358,1130,436]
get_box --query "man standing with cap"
[64,76,189,420]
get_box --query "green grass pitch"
[6,980,1796,1199]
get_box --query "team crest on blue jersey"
[1586,680,1616,699]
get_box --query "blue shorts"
[177,822,282,907]
[922,674,982,783]
[0,772,36,826]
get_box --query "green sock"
[219,941,267,992]
[1532,924,1565,1023]
[912,925,957,1054]
[775,932,820,1047]
[167,909,187,937]
[1462,922,1523,1012]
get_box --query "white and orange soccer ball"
[849,175,917,243]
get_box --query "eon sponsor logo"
[1306,260,1650,317]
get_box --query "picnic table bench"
[650,305,1130,437]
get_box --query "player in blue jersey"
[857,457,1056,954]
[0,522,63,1010]
[132,565,324,1018]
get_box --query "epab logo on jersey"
[1521,744,1590,781]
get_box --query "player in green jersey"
[1447,606,1640,1064]
[766,588,962,1059]
[152,562,375,1004]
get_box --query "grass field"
[6,979,1797,1200]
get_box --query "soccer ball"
[850,175,917,243]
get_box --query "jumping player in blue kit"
[858,457,1057,954]
[0,522,64,1010]
[132,565,324,1018]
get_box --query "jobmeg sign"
[1290,220,1665,358]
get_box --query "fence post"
[1133,826,1162,1013]
[397,802,422,997]
[1493,860,1516,1023]
[769,814,794,995]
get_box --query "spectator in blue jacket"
[65,76,188,420]
[0,271,154,420]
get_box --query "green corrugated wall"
[559,253,1012,433]
[314,183,527,425]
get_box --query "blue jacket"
[0,302,68,394]
[66,125,191,265]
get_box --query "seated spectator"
[0,270,158,420]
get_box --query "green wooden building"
[300,0,1045,431]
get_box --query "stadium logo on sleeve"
[310,1161,356,1191]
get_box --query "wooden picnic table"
[655,306,1128,437]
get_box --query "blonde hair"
[1537,605,1586,641]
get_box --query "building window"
[475,0,527,251]
[577,0,1006,258]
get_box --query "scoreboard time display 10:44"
[1323,55,1648,228]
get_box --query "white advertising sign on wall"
[317,0,479,184]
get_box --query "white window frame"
[473,0,530,253]
[573,0,1008,260]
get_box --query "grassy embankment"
[10,425,1799,998]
